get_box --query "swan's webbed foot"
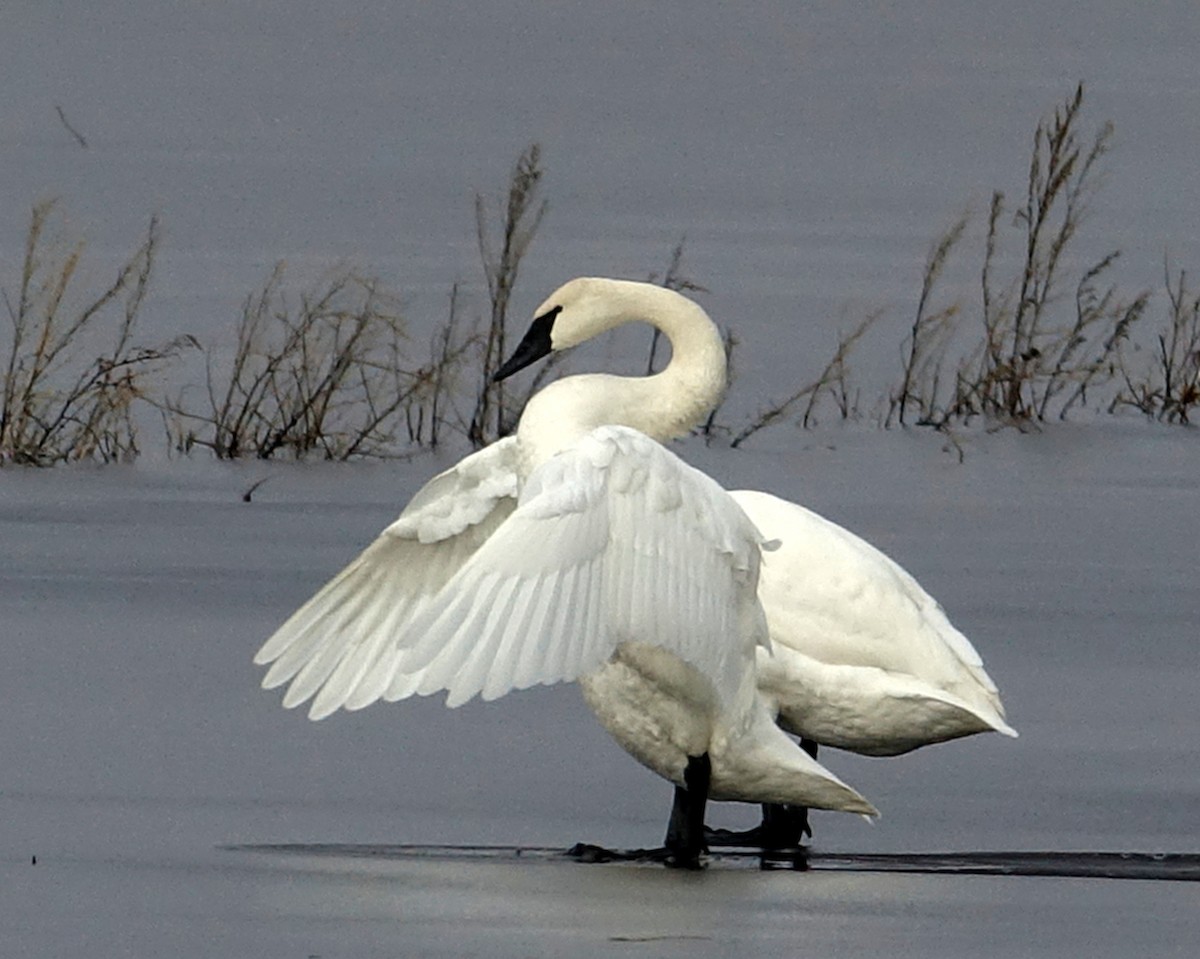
[565,842,629,864]
[704,824,765,847]
[566,753,712,871]
[564,842,706,870]
[706,802,811,850]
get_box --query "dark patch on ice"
[610,934,713,942]
[223,843,1200,881]
[808,850,1200,882]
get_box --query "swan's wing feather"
[600,431,760,701]
[396,450,612,702]
[254,439,521,719]
[386,436,522,542]
[396,426,766,709]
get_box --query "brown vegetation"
[5,88,1198,468]
[0,201,186,465]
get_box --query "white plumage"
[258,426,762,718]
[732,490,1017,756]
[255,277,878,864]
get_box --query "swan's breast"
[579,643,718,786]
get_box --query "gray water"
[4,2,1200,409]
[3,3,1200,956]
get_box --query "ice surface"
[4,3,1200,956]
[4,428,1199,957]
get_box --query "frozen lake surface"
[4,2,1200,955]
[5,2,1200,419]
[4,427,1199,956]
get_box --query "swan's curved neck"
[519,282,727,467]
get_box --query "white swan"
[487,282,1014,848]
[255,277,876,867]
[706,489,1017,846]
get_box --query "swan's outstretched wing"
[258,426,767,718]
[254,437,522,719]
[395,426,766,710]
[730,489,1013,730]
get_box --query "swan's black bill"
[492,307,561,382]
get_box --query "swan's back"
[731,489,1014,750]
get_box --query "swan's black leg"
[792,738,818,841]
[760,739,819,845]
[662,753,711,869]
[762,802,808,847]
[566,753,711,869]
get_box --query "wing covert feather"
[393,427,767,708]
[731,489,1003,700]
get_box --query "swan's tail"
[966,696,1018,740]
[894,685,1018,746]
[710,704,878,817]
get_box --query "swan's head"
[499,277,728,455]
[493,277,638,382]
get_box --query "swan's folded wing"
[394,426,768,710]
[731,489,1013,730]
[254,438,522,719]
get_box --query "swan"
[254,277,876,867]
[708,489,1018,847]
[473,280,1015,849]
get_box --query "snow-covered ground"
[4,2,1200,956]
